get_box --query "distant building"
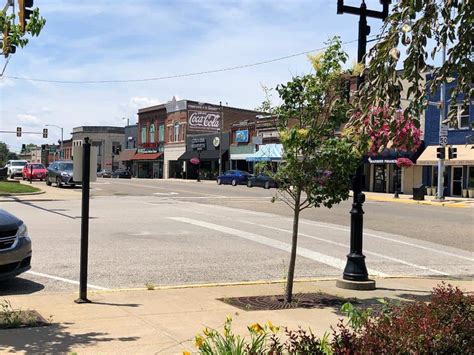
[72,126,125,171]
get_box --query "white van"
[5,160,28,178]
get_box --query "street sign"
[440,125,449,136]
[439,136,448,146]
[73,143,98,182]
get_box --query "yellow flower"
[249,323,265,334]
[195,335,204,349]
[267,320,279,333]
[298,128,309,139]
[183,352,191,355]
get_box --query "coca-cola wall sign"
[187,103,221,131]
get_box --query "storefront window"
[141,126,147,144]
[469,166,474,188]
[149,124,155,143]
[159,124,165,142]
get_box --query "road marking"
[168,217,387,277]
[111,180,225,197]
[27,271,109,290]
[240,220,450,276]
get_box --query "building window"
[141,126,147,144]
[149,124,155,143]
[469,166,474,188]
[174,122,180,142]
[458,104,471,129]
[159,124,165,142]
[168,125,173,142]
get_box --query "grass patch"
[0,182,41,194]
[0,300,51,329]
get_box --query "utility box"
[73,140,98,182]
[412,184,425,201]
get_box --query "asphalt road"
[0,178,472,295]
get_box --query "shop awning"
[178,150,228,161]
[246,144,283,162]
[417,144,474,165]
[363,146,424,164]
[131,152,163,161]
[118,149,137,162]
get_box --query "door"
[452,166,463,196]
[373,164,386,193]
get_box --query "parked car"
[97,169,112,178]
[46,160,78,187]
[216,170,251,186]
[22,163,47,181]
[247,173,279,189]
[0,209,32,281]
[112,168,132,179]
[5,160,28,179]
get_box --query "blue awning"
[246,144,283,162]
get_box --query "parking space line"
[27,271,109,290]
[168,217,387,277]
[240,220,450,276]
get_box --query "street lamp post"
[46,124,64,159]
[336,0,390,290]
[219,102,223,176]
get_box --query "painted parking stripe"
[168,217,387,277]
[27,271,109,290]
[240,220,450,276]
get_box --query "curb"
[366,195,469,208]
[0,190,45,197]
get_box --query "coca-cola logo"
[188,111,221,130]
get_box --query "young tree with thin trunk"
[265,37,359,303]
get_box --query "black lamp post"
[336,0,391,290]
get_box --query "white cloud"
[17,114,40,124]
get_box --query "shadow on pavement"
[0,277,45,296]
[10,197,77,220]
[0,323,139,354]
[89,301,141,308]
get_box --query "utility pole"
[436,45,447,200]
[219,102,223,176]
[336,0,390,291]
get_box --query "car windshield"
[58,163,73,171]
[30,164,45,169]
[12,161,27,166]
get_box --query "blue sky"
[0,0,390,152]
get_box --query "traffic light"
[448,147,457,160]
[21,144,26,152]
[18,0,34,33]
[2,23,16,57]
[436,146,445,159]
[42,128,48,138]
[16,127,22,137]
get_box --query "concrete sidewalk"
[363,191,474,208]
[1,278,472,354]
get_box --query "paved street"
[0,179,472,295]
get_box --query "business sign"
[368,157,397,164]
[235,129,249,143]
[191,137,207,151]
[252,136,263,145]
[187,103,221,131]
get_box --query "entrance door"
[373,164,386,192]
[452,166,463,196]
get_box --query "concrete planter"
[426,187,432,196]
[469,189,474,198]
[462,189,468,198]
[431,187,437,197]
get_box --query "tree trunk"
[285,187,301,304]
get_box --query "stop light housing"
[436,146,445,159]
[16,127,22,137]
[448,147,457,160]
[43,128,48,138]
[2,23,16,57]
[18,0,34,33]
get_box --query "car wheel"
[217,178,222,185]
[231,179,237,186]
[56,177,62,188]
[46,177,52,186]
[247,181,253,188]
[264,181,270,189]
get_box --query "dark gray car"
[0,209,32,280]
[46,160,78,187]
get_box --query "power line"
[2,37,374,84]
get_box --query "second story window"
[457,104,471,129]
[159,124,165,142]
[141,126,147,144]
[149,124,155,143]
[174,122,180,142]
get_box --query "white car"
[5,160,28,179]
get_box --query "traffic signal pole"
[436,45,447,200]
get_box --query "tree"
[265,37,359,303]
[0,142,18,166]
[347,0,472,151]
[1,2,45,57]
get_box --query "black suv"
[46,160,78,187]
[0,209,32,280]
